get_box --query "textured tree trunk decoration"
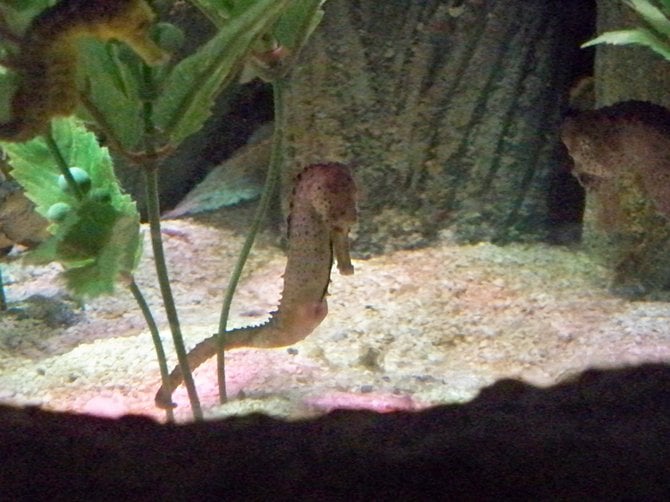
[278,0,584,253]
[579,0,670,295]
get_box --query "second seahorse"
[0,0,168,142]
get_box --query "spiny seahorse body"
[155,163,358,409]
[561,100,670,218]
[0,0,168,142]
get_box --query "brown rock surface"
[0,180,48,250]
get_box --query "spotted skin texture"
[155,163,358,409]
[561,100,670,218]
[0,0,168,142]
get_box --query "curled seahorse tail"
[154,325,271,409]
[155,334,217,409]
[154,307,329,409]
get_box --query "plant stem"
[129,278,175,422]
[0,266,6,311]
[216,78,286,403]
[140,64,202,420]
[44,129,84,200]
[143,164,202,420]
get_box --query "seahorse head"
[293,163,358,275]
[561,101,670,188]
[32,0,169,65]
[84,0,169,65]
[296,163,357,227]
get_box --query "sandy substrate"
[1,213,669,423]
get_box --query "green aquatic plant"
[583,0,670,60]
[3,119,141,296]
[0,0,327,420]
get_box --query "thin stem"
[216,78,286,403]
[128,278,174,422]
[143,165,202,420]
[44,130,84,200]
[0,266,6,311]
[140,64,202,420]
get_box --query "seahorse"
[0,0,168,142]
[155,163,358,409]
[561,100,670,218]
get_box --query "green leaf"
[624,0,670,38]
[33,198,118,263]
[77,40,144,151]
[1,131,72,218]
[188,0,233,25]
[153,0,291,146]
[582,28,670,60]
[60,210,141,297]
[1,118,141,297]
[239,0,325,82]
[0,0,52,36]
[273,0,325,52]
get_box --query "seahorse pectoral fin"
[332,227,354,275]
